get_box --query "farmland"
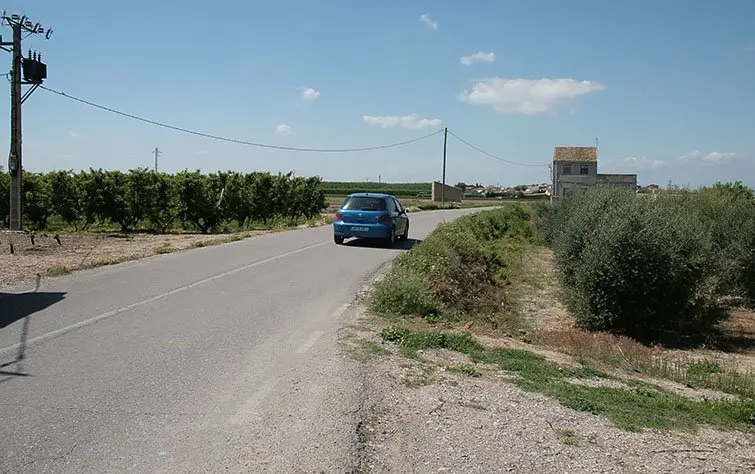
[0,168,329,287]
[321,181,431,198]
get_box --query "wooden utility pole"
[441,127,447,203]
[8,22,21,230]
[1,12,52,231]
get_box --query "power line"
[448,130,548,168]
[39,85,444,153]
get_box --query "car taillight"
[379,215,392,224]
[335,212,342,221]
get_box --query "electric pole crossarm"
[20,83,39,104]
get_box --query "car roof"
[346,193,393,199]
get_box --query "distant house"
[552,146,637,198]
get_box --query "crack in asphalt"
[2,443,78,474]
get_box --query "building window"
[563,165,572,175]
[580,165,589,175]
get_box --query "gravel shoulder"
[343,311,755,473]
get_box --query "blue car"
[333,193,410,247]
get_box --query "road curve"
[0,208,480,473]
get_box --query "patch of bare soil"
[0,230,265,289]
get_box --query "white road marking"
[0,240,331,357]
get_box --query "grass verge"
[382,326,755,433]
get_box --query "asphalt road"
[0,208,479,473]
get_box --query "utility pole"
[441,127,448,203]
[548,163,554,205]
[1,12,52,231]
[153,147,161,172]
[594,137,599,153]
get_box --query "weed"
[154,245,173,255]
[382,327,755,432]
[346,338,392,362]
[687,360,723,376]
[447,364,481,377]
[556,429,580,446]
[194,241,208,248]
[403,363,435,388]
[47,265,72,276]
[381,326,485,358]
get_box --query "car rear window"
[341,196,387,211]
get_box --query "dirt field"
[0,230,268,290]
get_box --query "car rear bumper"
[333,222,391,239]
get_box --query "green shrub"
[371,274,439,318]
[370,205,540,323]
[693,183,755,304]
[549,187,726,341]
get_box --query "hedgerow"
[1,168,326,233]
[547,183,755,342]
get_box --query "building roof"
[553,146,597,163]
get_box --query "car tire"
[334,235,345,245]
[384,228,396,248]
[399,223,409,241]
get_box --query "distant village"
[459,182,662,199]
[428,145,665,202]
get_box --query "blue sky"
[3,0,755,186]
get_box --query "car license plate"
[350,226,368,232]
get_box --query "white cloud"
[362,114,442,130]
[678,150,735,164]
[702,151,735,162]
[299,87,320,101]
[459,77,605,115]
[68,131,81,138]
[623,156,665,170]
[460,51,496,66]
[679,150,702,161]
[275,124,292,136]
[419,13,438,30]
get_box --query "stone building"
[552,146,637,198]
